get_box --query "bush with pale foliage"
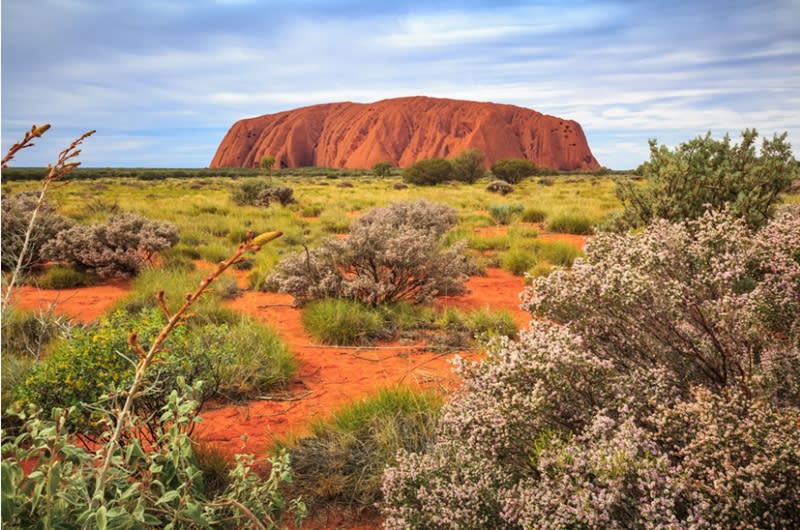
[382,206,800,529]
[267,200,470,306]
[42,212,178,279]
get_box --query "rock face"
[210,96,600,171]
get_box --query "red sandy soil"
[9,264,537,529]
[210,96,600,171]
[8,281,131,322]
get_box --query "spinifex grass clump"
[382,206,800,529]
[302,298,388,345]
[488,203,524,225]
[268,199,471,306]
[546,211,595,234]
[279,387,442,510]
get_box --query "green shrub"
[114,269,239,325]
[302,299,388,345]
[467,235,510,251]
[302,203,324,217]
[373,161,393,178]
[547,212,595,235]
[521,207,547,223]
[18,308,295,433]
[464,306,519,340]
[612,129,797,230]
[319,208,351,233]
[502,247,537,276]
[535,240,583,267]
[402,158,455,186]
[282,387,441,508]
[1,354,34,412]
[490,158,539,183]
[451,148,486,183]
[34,265,98,289]
[231,178,270,206]
[527,261,553,280]
[488,203,524,225]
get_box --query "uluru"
[210,96,600,171]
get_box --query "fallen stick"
[253,390,314,401]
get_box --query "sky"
[2,0,799,170]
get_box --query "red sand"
[8,282,130,323]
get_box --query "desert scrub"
[42,212,179,279]
[33,264,99,289]
[534,239,583,267]
[502,246,537,276]
[231,178,295,206]
[521,206,547,223]
[302,299,389,345]
[468,235,510,251]
[113,268,239,325]
[1,306,72,360]
[1,191,73,273]
[488,203,524,225]
[546,211,595,235]
[318,207,351,233]
[269,200,471,306]
[19,308,295,434]
[197,240,234,264]
[433,306,518,349]
[382,207,800,529]
[485,180,514,195]
[464,306,519,340]
[280,387,442,509]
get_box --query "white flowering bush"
[382,207,800,529]
[267,200,471,306]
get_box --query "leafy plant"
[451,148,486,183]
[402,158,455,185]
[373,161,393,178]
[611,129,797,230]
[490,158,539,183]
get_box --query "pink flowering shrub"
[267,200,470,306]
[382,207,800,529]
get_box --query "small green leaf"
[155,490,180,505]
[95,506,107,530]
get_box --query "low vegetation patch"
[302,299,389,345]
[280,387,442,510]
[546,212,595,234]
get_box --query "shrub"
[283,387,442,509]
[373,161,393,178]
[1,306,72,360]
[490,158,538,183]
[546,212,594,234]
[268,200,471,306]
[402,158,455,185]
[501,247,536,276]
[232,179,295,207]
[34,264,99,289]
[318,208,351,233]
[451,148,486,183]
[2,384,306,528]
[381,207,800,529]
[467,235,510,252]
[534,240,582,267]
[303,299,388,345]
[488,203,524,225]
[1,191,74,272]
[42,212,179,279]
[611,129,797,230]
[485,180,514,195]
[521,207,546,223]
[393,182,408,190]
[464,306,518,340]
[18,308,295,435]
[302,203,324,217]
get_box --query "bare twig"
[2,127,96,312]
